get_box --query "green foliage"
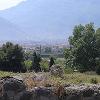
[0,42,25,72]
[24,60,32,70]
[40,59,49,72]
[55,58,65,67]
[49,57,55,68]
[64,48,74,68]
[64,23,100,72]
[32,52,42,72]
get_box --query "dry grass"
[22,72,100,90]
[0,71,100,89]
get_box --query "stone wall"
[0,77,100,100]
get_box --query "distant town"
[0,40,68,58]
[22,41,67,58]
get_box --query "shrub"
[49,57,55,69]
[24,60,32,71]
[40,59,49,72]
[32,52,41,72]
[55,58,65,67]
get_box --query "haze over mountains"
[0,0,100,43]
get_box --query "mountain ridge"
[0,0,100,41]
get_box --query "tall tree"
[65,23,100,72]
[0,42,25,72]
[32,52,41,72]
[49,57,55,69]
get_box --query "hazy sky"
[0,0,100,42]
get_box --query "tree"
[64,48,74,68]
[32,52,41,72]
[0,42,25,72]
[64,23,100,72]
[49,57,55,69]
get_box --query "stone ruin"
[0,76,100,100]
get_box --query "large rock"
[18,91,33,100]
[65,84,100,100]
[1,76,100,100]
[50,64,64,77]
[32,87,58,100]
[0,76,26,100]
[3,78,26,92]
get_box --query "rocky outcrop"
[50,64,64,77]
[0,76,100,100]
[0,76,26,100]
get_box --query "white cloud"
[0,0,26,10]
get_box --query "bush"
[55,58,65,67]
[90,78,98,84]
[24,60,32,71]
[49,57,55,68]
[40,59,49,72]
[32,52,41,72]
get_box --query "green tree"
[65,23,100,72]
[32,52,41,72]
[64,24,85,68]
[49,57,55,69]
[0,42,25,72]
[64,48,74,68]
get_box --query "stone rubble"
[0,76,100,100]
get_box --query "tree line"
[0,42,55,72]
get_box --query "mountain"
[0,0,75,41]
[0,16,28,41]
[0,0,100,41]
[0,16,67,45]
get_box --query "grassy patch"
[0,71,15,77]
[0,71,100,87]
[49,72,100,85]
